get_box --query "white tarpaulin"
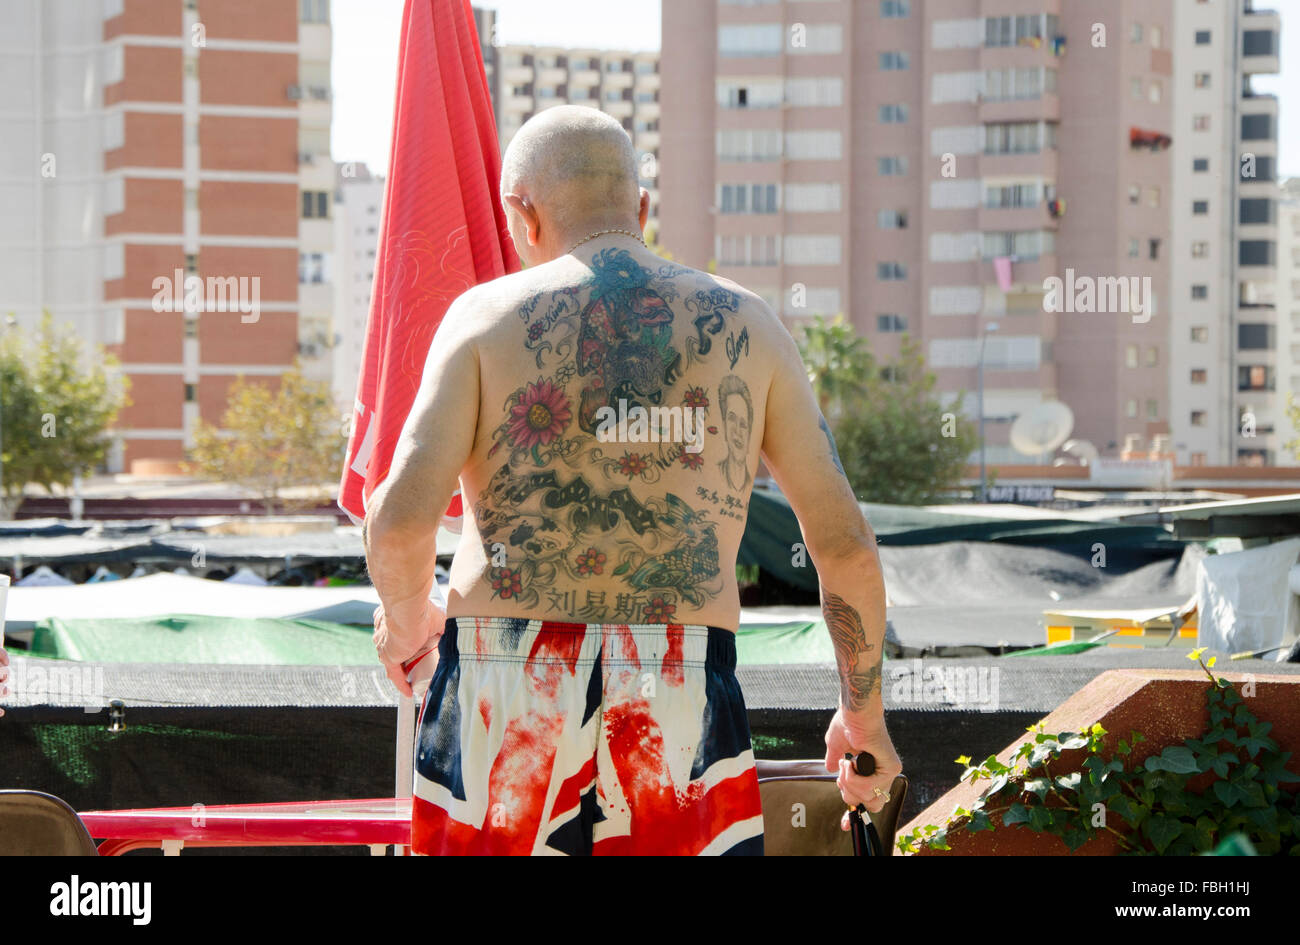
[1196,538,1300,661]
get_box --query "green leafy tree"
[797,314,873,418]
[187,364,345,514]
[0,314,130,518]
[798,324,976,505]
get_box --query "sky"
[331,0,661,173]
[331,0,1296,178]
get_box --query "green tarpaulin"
[31,614,836,666]
[31,615,378,665]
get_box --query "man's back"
[447,242,777,631]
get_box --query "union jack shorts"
[411,616,765,855]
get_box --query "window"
[785,182,841,212]
[1192,241,1209,258]
[1190,368,1207,384]
[880,51,909,70]
[719,183,778,214]
[1130,23,1143,43]
[982,67,1055,102]
[984,121,1055,155]
[877,210,907,229]
[1191,326,1208,342]
[985,14,1059,48]
[1191,411,1207,427]
[982,230,1053,260]
[184,383,197,403]
[1194,72,1211,89]
[1130,78,1143,100]
[1150,26,1162,48]
[1149,238,1161,261]
[715,234,779,266]
[785,77,843,107]
[877,262,907,281]
[783,235,841,265]
[718,24,783,58]
[1125,344,1139,368]
[1241,114,1274,141]
[298,252,328,284]
[785,130,842,160]
[717,79,782,109]
[1238,324,1275,350]
[877,156,907,176]
[1193,157,1209,172]
[1238,365,1274,391]
[1128,239,1140,258]
[1144,346,1158,367]
[1195,30,1211,45]
[1193,200,1208,215]
[185,253,199,275]
[1128,184,1140,205]
[985,183,1040,209]
[1243,30,1277,56]
[1148,81,1162,104]
[1146,400,1159,421]
[1239,198,1274,224]
[877,314,907,332]
[1239,241,1276,266]
[302,190,329,218]
[879,104,909,123]
[1126,399,1138,418]
[1191,285,1208,300]
[184,319,198,339]
[789,24,843,55]
[1240,155,1276,181]
[717,129,782,161]
[1193,114,1210,131]
[1148,187,1160,208]
[881,0,910,18]
[300,0,329,24]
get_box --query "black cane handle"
[846,751,882,855]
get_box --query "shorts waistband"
[440,616,737,671]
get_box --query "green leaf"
[1145,815,1181,854]
[1002,803,1030,826]
[1024,777,1050,801]
[1212,779,1251,808]
[1144,746,1199,774]
[612,561,631,576]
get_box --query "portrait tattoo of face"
[716,374,753,492]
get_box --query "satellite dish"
[1010,401,1074,457]
[1061,438,1099,464]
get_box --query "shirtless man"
[364,105,901,856]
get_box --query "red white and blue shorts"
[411,616,765,855]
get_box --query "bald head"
[500,105,641,234]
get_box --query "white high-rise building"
[1168,0,1281,466]
[1277,178,1300,465]
[332,161,385,413]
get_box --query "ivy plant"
[899,649,1300,855]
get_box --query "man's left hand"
[373,599,445,697]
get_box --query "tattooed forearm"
[822,589,880,711]
[817,414,847,478]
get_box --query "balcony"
[1241,12,1280,75]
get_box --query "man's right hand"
[824,706,902,826]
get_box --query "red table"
[79,798,414,856]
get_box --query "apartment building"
[1169,0,1282,466]
[332,161,384,413]
[492,45,662,227]
[1278,177,1300,465]
[0,0,333,473]
[660,0,1178,463]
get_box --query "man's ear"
[503,193,541,246]
[638,188,650,230]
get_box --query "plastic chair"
[756,759,910,856]
[0,790,99,855]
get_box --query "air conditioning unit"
[298,151,315,165]
[286,84,303,100]
[308,85,331,101]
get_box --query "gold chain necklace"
[564,227,646,257]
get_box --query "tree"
[796,314,873,418]
[0,314,130,518]
[187,364,345,514]
[799,326,977,505]
[1286,394,1300,463]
